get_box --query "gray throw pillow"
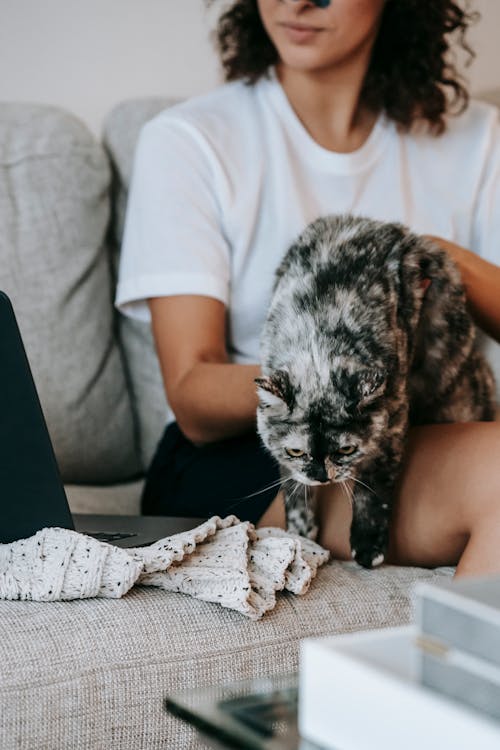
[0,103,141,483]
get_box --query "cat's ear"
[355,368,386,407]
[255,371,294,410]
[393,237,443,305]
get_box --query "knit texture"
[0,516,329,619]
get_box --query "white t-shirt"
[116,70,500,386]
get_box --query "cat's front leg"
[349,472,393,569]
[283,477,318,539]
[349,424,406,569]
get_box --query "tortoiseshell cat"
[256,215,496,569]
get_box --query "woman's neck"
[276,63,378,154]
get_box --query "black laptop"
[0,291,202,546]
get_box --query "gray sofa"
[0,94,496,749]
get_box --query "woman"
[117,0,500,576]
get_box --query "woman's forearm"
[148,295,262,445]
[457,249,500,342]
[427,237,500,343]
[172,362,261,444]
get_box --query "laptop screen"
[0,292,74,543]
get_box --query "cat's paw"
[351,546,385,570]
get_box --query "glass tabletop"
[165,673,327,750]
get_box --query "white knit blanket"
[0,516,329,619]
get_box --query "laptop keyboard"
[89,532,138,542]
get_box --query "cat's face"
[256,366,388,485]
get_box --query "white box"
[299,626,500,750]
[415,576,500,720]
[415,576,500,665]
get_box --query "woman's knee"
[390,420,500,567]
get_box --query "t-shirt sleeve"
[115,114,231,321]
[471,106,500,267]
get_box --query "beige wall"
[1,0,499,136]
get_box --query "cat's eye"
[285,448,306,458]
[337,445,356,455]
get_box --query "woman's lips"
[280,23,323,44]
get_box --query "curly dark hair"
[208,0,478,134]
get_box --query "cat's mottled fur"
[256,215,496,569]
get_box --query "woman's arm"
[149,295,260,445]
[426,236,500,343]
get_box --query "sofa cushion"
[0,561,452,749]
[65,480,143,515]
[0,104,141,483]
[104,98,179,469]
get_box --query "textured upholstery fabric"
[0,562,452,750]
[104,99,180,469]
[65,480,143,515]
[0,104,140,482]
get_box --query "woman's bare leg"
[316,421,500,577]
[257,492,286,528]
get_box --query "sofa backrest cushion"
[0,103,141,483]
[104,99,179,468]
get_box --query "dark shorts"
[141,422,281,525]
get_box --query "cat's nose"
[325,458,336,481]
[309,464,329,483]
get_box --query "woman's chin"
[276,48,335,76]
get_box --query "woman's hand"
[425,235,469,272]
[425,235,500,343]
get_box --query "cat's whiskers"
[348,475,377,497]
[306,485,313,513]
[299,483,310,513]
[340,480,354,508]
[222,476,291,514]
[243,476,288,500]
[287,480,302,507]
